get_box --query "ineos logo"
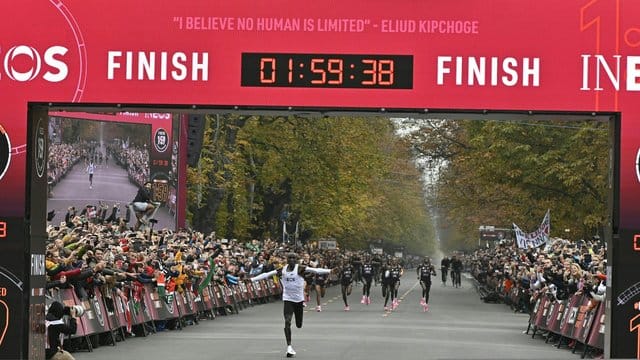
[1,45,69,82]
[92,299,104,327]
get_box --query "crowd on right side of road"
[463,238,607,313]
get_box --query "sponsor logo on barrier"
[117,296,126,314]
[557,303,565,321]
[165,295,175,314]
[568,307,578,324]
[92,298,104,327]
[546,302,556,326]
[143,302,151,319]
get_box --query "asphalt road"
[47,161,175,230]
[72,273,580,360]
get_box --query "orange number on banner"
[362,59,376,85]
[580,0,621,110]
[630,314,640,360]
[259,58,276,84]
[311,59,326,84]
[378,60,394,85]
[0,221,6,238]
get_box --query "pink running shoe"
[366,296,371,305]
[316,305,322,312]
[344,305,350,311]
[384,306,389,311]
[360,296,366,304]
[425,304,429,312]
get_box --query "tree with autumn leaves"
[186,115,608,253]
[402,118,609,251]
[186,114,436,255]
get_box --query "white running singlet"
[281,264,305,303]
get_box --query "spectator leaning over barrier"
[467,236,607,318]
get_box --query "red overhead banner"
[0,0,638,225]
[0,1,639,220]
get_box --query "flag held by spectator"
[514,210,550,249]
[198,258,217,295]
[157,273,166,298]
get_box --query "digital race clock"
[241,53,413,89]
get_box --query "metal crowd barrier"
[46,279,282,352]
[526,292,604,358]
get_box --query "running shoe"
[286,345,296,357]
[344,305,350,311]
[384,306,389,311]
[425,304,429,312]
[316,305,322,312]
[366,296,371,305]
[420,298,425,305]
[361,295,366,304]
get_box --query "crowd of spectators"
[47,143,81,183]
[47,142,94,191]
[45,209,352,308]
[465,238,607,316]
[47,185,610,357]
[107,142,150,187]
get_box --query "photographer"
[46,301,83,360]
[131,181,156,230]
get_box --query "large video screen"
[46,112,179,231]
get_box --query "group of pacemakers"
[251,253,461,357]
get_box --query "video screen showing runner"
[46,113,178,232]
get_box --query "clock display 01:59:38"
[241,53,413,89]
